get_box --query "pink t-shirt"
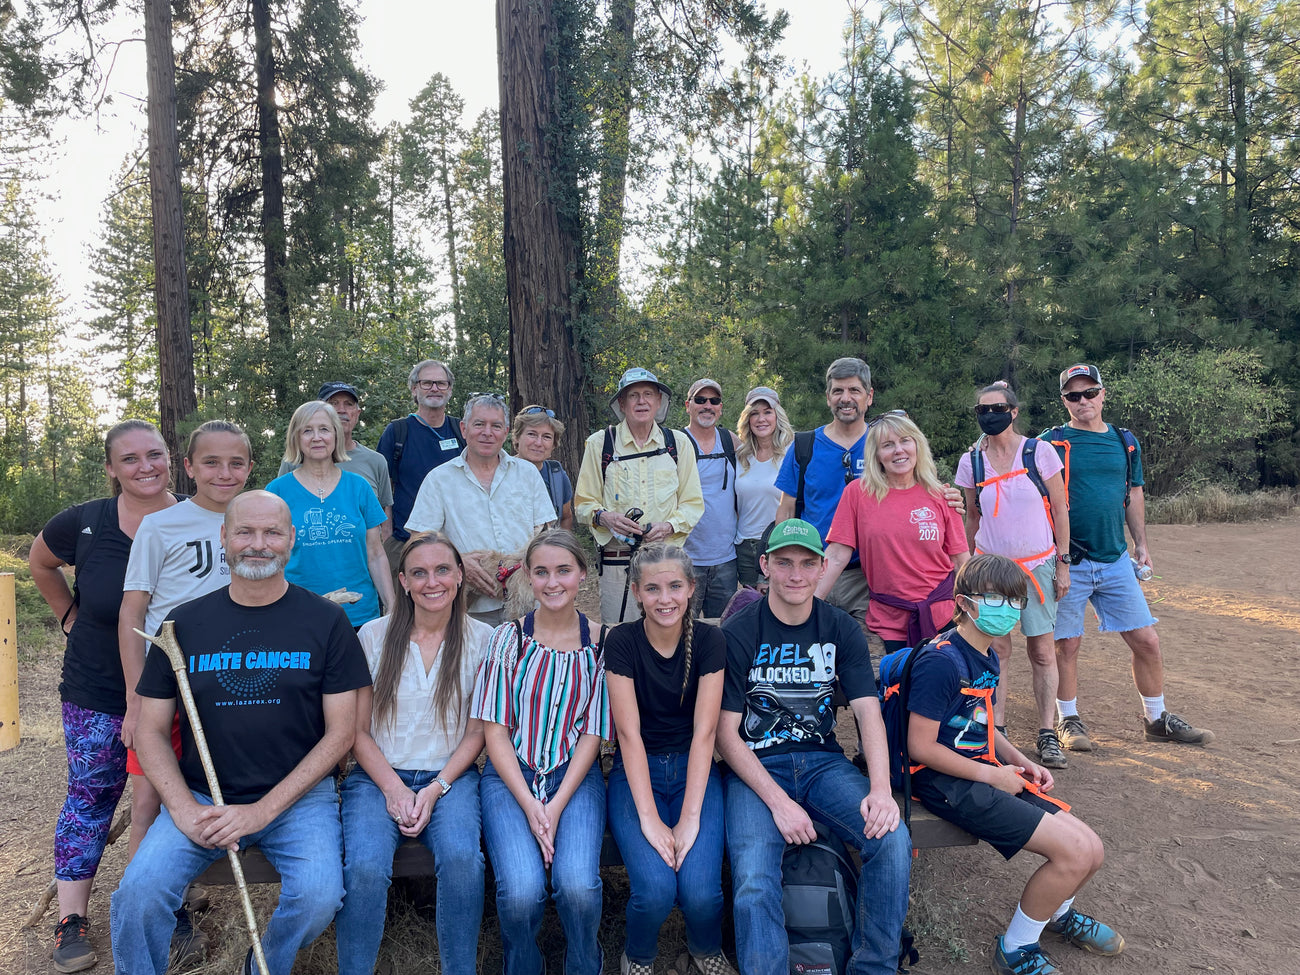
[954,438,1062,568]
[826,482,967,641]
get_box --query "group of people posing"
[30,354,1210,975]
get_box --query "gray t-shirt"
[279,441,394,509]
[682,429,739,567]
[123,500,231,633]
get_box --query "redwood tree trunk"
[252,0,292,409]
[144,0,197,493]
[497,0,589,476]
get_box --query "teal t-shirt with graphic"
[1043,424,1144,564]
[266,470,386,626]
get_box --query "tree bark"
[144,0,197,493]
[497,0,589,476]
[252,0,292,409]
[590,0,635,331]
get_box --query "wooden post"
[0,573,18,751]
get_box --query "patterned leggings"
[55,702,128,882]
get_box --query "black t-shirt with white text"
[720,597,876,755]
[136,584,371,803]
[605,619,725,754]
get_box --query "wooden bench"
[197,799,973,886]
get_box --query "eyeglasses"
[692,395,722,406]
[867,408,908,428]
[975,403,1013,415]
[971,592,1029,611]
[520,406,556,418]
[415,379,451,391]
[1063,387,1102,403]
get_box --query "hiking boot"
[1056,715,1094,752]
[991,937,1059,975]
[1036,730,1068,769]
[1144,711,1215,746]
[620,953,654,975]
[52,913,96,973]
[1046,908,1126,955]
[692,951,739,975]
[168,906,209,971]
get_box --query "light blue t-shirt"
[774,426,867,540]
[266,470,387,627]
[682,430,738,567]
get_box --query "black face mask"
[977,411,1015,436]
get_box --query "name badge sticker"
[439,438,460,450]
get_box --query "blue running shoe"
[1047,908,1126,955]
[992,937,1060,975]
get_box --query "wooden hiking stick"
[135,622,269,975]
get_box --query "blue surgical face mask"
[966,595,1021,637]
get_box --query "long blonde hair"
[735,396,794,472]
[861,413,943,502]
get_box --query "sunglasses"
[1062,387,1103,403]
[692,395,722,405]
[867,408,909,428]
[520,406,556,418]
[975,403,1013,415]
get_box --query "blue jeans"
[481,757,605,975]
[692,559,739,618]
[336,766,484,975]
[724,750,911,975]
[110,778,344,975]
[607,753,725,963]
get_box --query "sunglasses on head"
[975,403,1013,415]
[1063,387,1103,403]
[520,406,556,418]
[867,408,908,428]
[692,395,722,405]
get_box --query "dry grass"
[1147,486,1298,525]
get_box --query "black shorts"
[912,768,1060,860]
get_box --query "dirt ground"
[3,515,1298,974]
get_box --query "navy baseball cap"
[318,381,361,402]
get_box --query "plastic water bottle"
[1130,557,1153,582]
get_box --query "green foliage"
[1104,348,1286,495]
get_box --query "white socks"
[1056,697,1079,719]
[1004,903,1049,950]
[1141,695,1166,722]
[1051,897,1075,922]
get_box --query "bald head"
[225,490,291,533]
[223,491,295,582]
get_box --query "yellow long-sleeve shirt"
[574,421,704,547]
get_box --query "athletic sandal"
[1046,908,1126,955]
[52,914,96,974]
[991,936,1059,975]
[1143,711,1215,746]
[692,951,739,975]
[620,952,655,975]
[1055,715,1094,752]
[1036,730,1068,769]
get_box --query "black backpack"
[782,827,857,975]
[600,424,679,480]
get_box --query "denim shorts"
[1053,556,1157,639]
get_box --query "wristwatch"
[436,777,452,797]
[1056,552,1075,566]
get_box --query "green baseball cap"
[764,518,825,557]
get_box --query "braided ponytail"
[628,542,699,704]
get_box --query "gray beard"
[231,553,288,581]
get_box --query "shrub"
[1105,348,1286,495]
